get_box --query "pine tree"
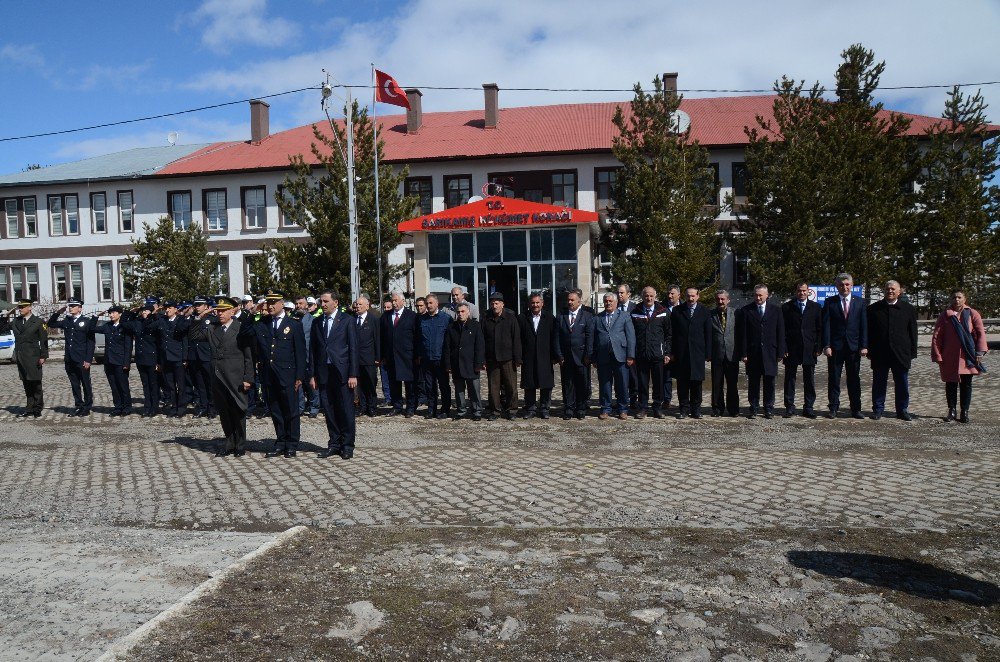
[915,86,1000,315]
[258,100,414,298]
[124,217,223,302]
[605,75,720,295]
[736,45,919,297]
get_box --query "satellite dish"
[467,195,484,203]
[167,132,178,146]
[669,110,691,134]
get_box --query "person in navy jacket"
[554,288,593,420]
[380,290,421,417]
[93,305,134,416]
[125,303,162,416]
[155,301,190,417]
[185,295,216,418]
[242,290,308,457]
[417,294,453,419]
[310,290,359,459]
[739,284,787,419]
[47,297,98,416]
[822,273,868,418]
[781,282,823,418]
[351,294,381,417]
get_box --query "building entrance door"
[487,265,519,314]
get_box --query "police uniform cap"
[241,294,254,302]
[193,295,209,305]
[178,301,192,310]
[144,295,160,305]
[163,300,178,308]
[16,298,33,307]
[67,297,84,306]
[282,301,294,311]
[264,289,284,302]
[108,305,125,314]
[215,296,238,310]
[489,291,505,302]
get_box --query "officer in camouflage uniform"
[5,299,48,417]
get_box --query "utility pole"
[345,87,361,302]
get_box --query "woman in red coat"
[931,290,989,423]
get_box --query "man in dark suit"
[670,287,712,419]
[311,290,359,459]
[631,286,671,418]
[352,294,381,417]
[189,297,254,457]
[822,273,868,419]
[740,284,787,419]
[781,282,822,418]
[242,290,308,456]
[554,288,593,420]
[186,295,215,418]
[617,284,638,408]
[518,293,558,419]
[445,302,486,420]
[154,301,190,417]
[47,297,98,417]
[482,292,521,420]
[94,305,134,416]
[7,299,48,417]
[588,292,636,420]
[662,285,682,410]
[866,280,918,421]
[380,290,421,417]
[710,290,740,417]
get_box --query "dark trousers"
[65,362,93,409]
[380,365,392,401]
[783,363,816,412]
[711,359,740,415]
[214,381,247,453]
[188,359,214,413]
[104,363,132,412]
[597,360,630,414]
[422,358,452,416]
[627,363,639,407]
[453,375,483,417]
[20,378,43,414]
[320,378,356,452]
[356,365,378,415]
[486,359,517,414]
[388,363,416,414]
[635,357,664,411]
[560,362,589,414]
[137,363,158,414]
[523,387,552,414]
[872,365,910,414]
[298,378,320,415]
[675,376,703,415]
[945,375,973,412]
[662,366,674,407]
[747,370,776,412]
[160,361,186,412]
[265,373,301,449]
[827,348,862,413]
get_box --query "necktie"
[759,304,765,317]
[357,316,362,327]
[689,305,694,318]
[393,312,400,327]
[647,308,653,319]
[569,312,576,327]
[842,297,850,319]
[800,301,805,314]
[322,315,330,337]
[273,317,280,333]
[722,310,727,331]
[605,313,611,330]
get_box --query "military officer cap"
[215,296,238,310]
[16,298,33,308]
[108,305,125,314]
[489,291,505,302]
[265,289,284,302]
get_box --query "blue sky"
[2,0,998,175]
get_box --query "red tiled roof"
[155,95,978,176]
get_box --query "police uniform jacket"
[125,313,162,366]
[11,314,48,381]
[47,312,97,365]
[243,313,307,387]
[187,316,213,362]
[95,319,134,366]
[781,299,822,366]
[156,316,190,363]
[444,318,485,381]
[631,303,672,361]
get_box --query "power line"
[2,79,998,144]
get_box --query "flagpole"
[372,64,384,306]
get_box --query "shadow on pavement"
[787,550,999,605]
[164,436,325,455]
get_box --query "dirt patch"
[126,526,998,661]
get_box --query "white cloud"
[189,0,300,53]
[0,43,47,70]
[179,0,1000,127]
[53,117,251,160]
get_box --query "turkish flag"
[375,70,410,109]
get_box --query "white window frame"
[242,186,266,229]
[97,260,115,302]
[91,192,107,233]
[118,190,134,233]
[203,189,228,232]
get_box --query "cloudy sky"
[1,0,998,174]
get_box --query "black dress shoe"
[539,411,550,419]
[803,410,817,419]
[562,413,573,420]
[871,411,883,420]
[340,449,354,460]
[851,410,865,420]
[575,412,585,420]
[265,449,284,458]
[233,450,246,457]
[763,411,773,419]
[691,412,702,419]
[80,409,91,417]
[485,413,498,421]
[502,411,513,420]
[783,407,795,418]
[436,412,450,420]
[946,408,957,421]
[32,412,41,418]
[896,412,913,421]
[828,410,838,419]
[286,449,297,458]
[652,410,664,419]
[318,448,341,458]
[17,411,30,418]
[710,408,721,417]
[959,410,970,424]
[520,411,533,419]
[746,410,757,419]
[404,412,414,419]
[215,450,232,458]
[676,412,687,420]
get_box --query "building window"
[428,234,450,265]
[276,185,301,228]
[214,257,229,294]
[242,186,266,229]
[23,197,37,237]
[734,252,751,287]
[595,168,619,214]
[405,177,433,215]
[732,162,749,198]
[48,194,79,236]
[97,261,114,301]
[551,172,577,207]
[119,260,136,301]
[444,175,471,209]
[118,190,134,232]
[705,163,720,206]
[203,189,228,232]
[53,263,83,301]
[4,199,18,238]
[5,265,39,302]
[244,254,267,295]
[4,197,37,238]
[168,191,193,230]
[0,268,6,300]
[91,192,107,233]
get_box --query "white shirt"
[532,314,540,332]
[358,312,367,325]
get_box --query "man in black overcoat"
[518,293,558,419]
[444,303,486,420]
[352,294,381,417]
[380,290,421,417]
[670,287,712,419]
[739,284,787,419]
[781,281,822,418]
[866,280,918,421]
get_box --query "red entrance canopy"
[397,196,599,233]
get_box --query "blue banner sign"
[808,285,865,302]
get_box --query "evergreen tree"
[915,86,1000,315]
[605,75,720,294]
[258,100,415,298]
[123,217,223,302]
[736,45,919,296]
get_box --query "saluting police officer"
[125,301,163,417]
[93,305,134,416]
[240,290,307,457]
[186,295,216,418]
[6,299,48,417]
[48,297,98,417]
[155,301,190,417]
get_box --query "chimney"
[405,88,423,133]
[250,99,270,143]
[662,72,678,96]
[483,83,499,129]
